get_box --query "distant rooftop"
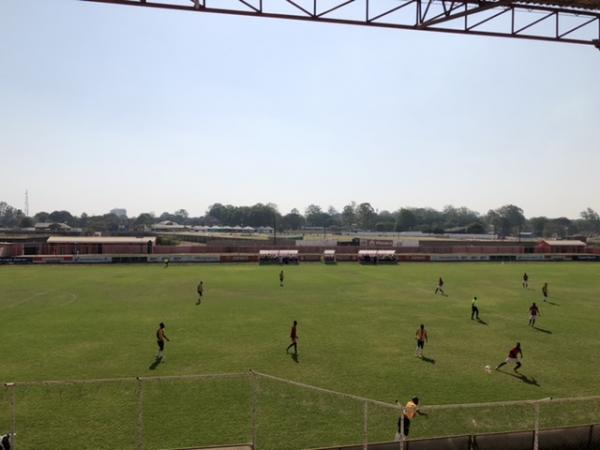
[47,236,157,244]
[541,240,586,246]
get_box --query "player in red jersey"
[528,302,541,327]
[415,324,428,358]
[495,342,523,372]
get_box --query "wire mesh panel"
[367,400,537,442]
[365,401,402,444]
[255,375,364,450]
[419,402,537,438]
[141,374,252,450]
[0,385,10,436]
[539,397,600,429]
[14,380,138,450]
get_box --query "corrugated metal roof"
[47,236,157,244]
[518,0,600,10]
[358,250,396,255]
[542,240,586,246]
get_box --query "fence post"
[399,406,405,450]
[251,371,258,450]
[136,377,145,450]
[533,401,539,450]
[363,400,368,450]
[6,383,16,450]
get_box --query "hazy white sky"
[1,0,599,218]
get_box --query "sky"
[1,0,599,219]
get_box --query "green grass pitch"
[1,262,600,449]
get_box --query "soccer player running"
[522,273,529,288]
[286,320,298,354]
[163,257,170,268]
[496,342,523,373]
[156,322,170,360]
[434,277,445,295]
[394,397,426,440]
[528,302,541,327]
[542,282,549,302]
[279,270,285,288]
[471,296,480,320]
[415,324,428,358]
[196,280,204,305]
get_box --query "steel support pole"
[363,401,368,450]
[399,408,405,450]
[251,372,258,449]
[136,377,145,450]
[533,401,540,450]
[6,383,16,450]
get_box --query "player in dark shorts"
[156,322,170,360]
[279,270,284,288]
[196,281,204,305]
[542,282,548,302]
[395,397,426,439]
[528,302,541,327]
[471,297,480,320]
[415,324,428,358]
[496,342,522,372]
[434,277,445,295]
[163,258,170,268]
[522,273,529,288]
[286,320,298,354]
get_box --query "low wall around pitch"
[2,253,600,265]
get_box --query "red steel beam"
[80,0,600,46]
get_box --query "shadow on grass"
[421,356,436,364]
[149,357,162,370]
[290,353,299,363]
[545,300,559,306]
[474,318,488,325]
[533,326,552,334]
[498,370,540,387]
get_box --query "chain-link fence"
[4,372,600,450]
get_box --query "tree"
[579,208,600,235]
[486,205,525,237]
[19,216,34,228]
[305,204,330,227]
[0,202,25,228]
[34,211,50,222]
[78,213,89,229]
[442,206,480,229]
[580,207,600,222]
[174,209,189,219]
[395,208,417,231]
[48,210,75,226]
[247,203,280,227]
[341,203,356,229]
[135,213,155,226]
[528,216,549,237]
[356,202,376,230]
[280,209,305,230]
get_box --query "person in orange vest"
[395,397,427,439]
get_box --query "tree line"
[1,200,599,238]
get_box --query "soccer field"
[1,262,600,449]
